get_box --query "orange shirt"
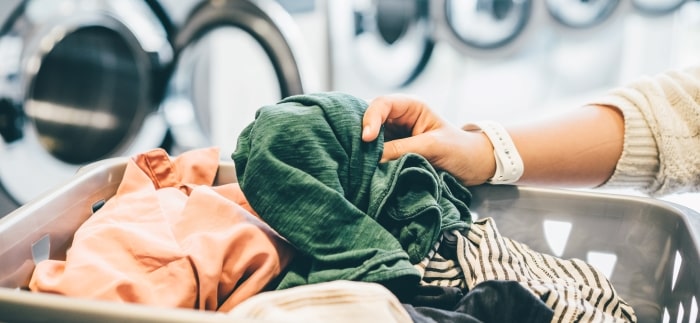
[29,147,294,312]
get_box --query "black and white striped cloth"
[415,218,637,322]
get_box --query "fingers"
[381,135,430,162]
[361,96,395,142]
[361,94,424,142]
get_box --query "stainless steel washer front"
[157,0,318,158]
[352,0,434,88]
[430,0,535,58]
[0,0,173,207]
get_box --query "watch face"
[444,0,532,49]
[350,0,434,88]
[546,0,620,28]
[632,0,686,15]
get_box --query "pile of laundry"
[29,92,637,322]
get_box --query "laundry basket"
[0,157,698,323]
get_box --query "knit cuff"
[589,94,660,193]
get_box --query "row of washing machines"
[330,0,700,116]
[1,0,699,217]
[0,0,325,216]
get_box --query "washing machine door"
[0,0,173,205]
[428,0,534,59]
[546,0,621,28]
[341,0,433,88]
[159,0,318,158]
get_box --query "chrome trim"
[443,0,532,49]
[326,0,433,89]
[357,0,433,88]
[429,0,538,58]
[0,0,173,204]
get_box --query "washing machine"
[326,0,700,122]
[155,0,321,159]
[0,0,174,216]
[327,0,627,120]
[0,0,323,217]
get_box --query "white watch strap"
[463,121,524,184]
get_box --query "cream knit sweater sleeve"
[590,66,700,196]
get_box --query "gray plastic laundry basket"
[0,157,698,323]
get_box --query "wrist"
[463,121,524,184]
[470,131,497,183]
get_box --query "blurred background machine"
[326,0,700,121]
[1,0,699,217]
[0,0,173,215]
[0,0,319,216]
[155,0,319,157]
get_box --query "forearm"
[507,105,625,188]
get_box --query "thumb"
[381,136,431,162]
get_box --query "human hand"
[361,94,496,186]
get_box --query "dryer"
[0,0,173,216]
[155,0,320,159]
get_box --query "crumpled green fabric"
[232,92,472,295]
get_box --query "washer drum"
[0,0,173,204]
[158,0,318,156]
[329,0,434,89]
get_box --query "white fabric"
[227,280,413,323]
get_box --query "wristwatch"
[463,121,524,184]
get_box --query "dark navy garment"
[232,92,472,296]
[407,285,465,310]
[403,280,554,323]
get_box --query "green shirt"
[233,92,472,296]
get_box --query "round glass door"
[0,0,171,204]
[350,0,434,88]
[161,0,316,157]
[161,26,280,158]
[444,0,532,49]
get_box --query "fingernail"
[362,126,370,138]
